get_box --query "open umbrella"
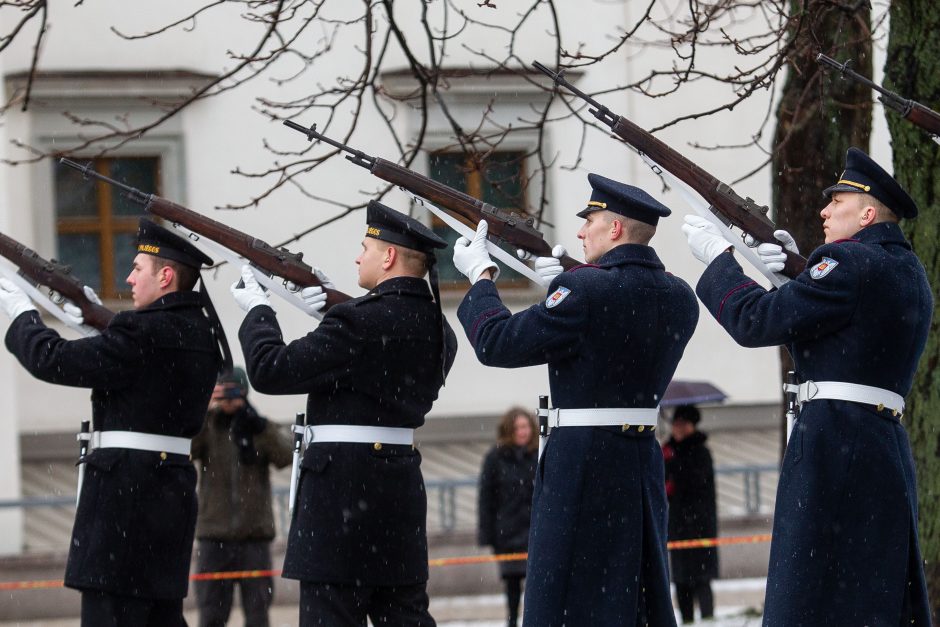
[661,380,727,407]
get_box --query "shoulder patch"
[545,286,571,309]
[809,257,839,280]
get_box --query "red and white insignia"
[545,286,571,309]
[810,256,839,280]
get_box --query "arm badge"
[545,286,571,308]
[809,257,839,280]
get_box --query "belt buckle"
[798,380,819,405]
[548,408,561,428]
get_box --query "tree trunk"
[771,0,872,459]
[885,1,940,619]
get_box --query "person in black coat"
[683,148,933,623]
[0,219,223,627]
[478,406,538,627]
[662,404,718,624]
[232,200,458,627]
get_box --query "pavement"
[0,579,766,626]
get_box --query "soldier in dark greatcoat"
[0,219,223,626]
[452,173,699,626]
[231,200,458,627]
[682,147,933,624]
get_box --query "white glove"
[231,266,271,312]
[755,230,800,274]
[681,215,733,265]
[518,245,566,282]
[62,286,103,326]
[0,277,37,320]
[453,220,500,284]
[298,268,335,317]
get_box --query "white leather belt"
[93,431,192,456]
[549,407,659,428]
[302,424,415,446]
[784,380,905,415]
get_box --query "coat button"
[622,424,631,432]
[876,403,884,412]
[373,442,382,451]
[638,425,645,432]
[160,452,167,461]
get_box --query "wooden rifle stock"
[532,61,807,279]
[0,230,115,330]
[282,120,582,271]
[58,159,351,311]
[816,53,940,138]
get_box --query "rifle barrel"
[282,120,376,168]
[59,158,146,199]
[815,54,910,109]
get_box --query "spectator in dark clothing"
[478,407,538,627]
[191,367,293,627]
[662,404,719,624]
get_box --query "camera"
[222,385,244,400]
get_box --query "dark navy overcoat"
[696,222,933,625]
[458,244,698,626]
[5,291,220,599]
[238,276,457,586]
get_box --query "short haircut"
[859,192,900,224]
[604,211,656,245]
[396,245,430,277]
[155,258,200,291]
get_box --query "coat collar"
[139,290,203,313]
[596,243,665,270]
[366,276,432,300]
[851,221,911,250]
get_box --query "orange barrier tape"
[0,534,772,590]
[190,569,280,582]
[667,534,773,550]
[429,552,528,568]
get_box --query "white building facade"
[0,0,894,554]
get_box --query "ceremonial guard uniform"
[688,148,933,624]
[454,174,698,626]
[233,201,457,626]
[2,219,223,626]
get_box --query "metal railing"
[715,464,778,516]
[1,465,779,550]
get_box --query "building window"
[53,157,159,299]
[427,151,531,289]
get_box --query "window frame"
[54,156,162,299]
[426,149,535,292]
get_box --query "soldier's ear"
[383,246,397,269]
[859,204,878,227]
[610,218,624,240]
[158,265,175,289]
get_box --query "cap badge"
[545,286,571,308]
[138,244,160,254]
[810,257,839,280]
